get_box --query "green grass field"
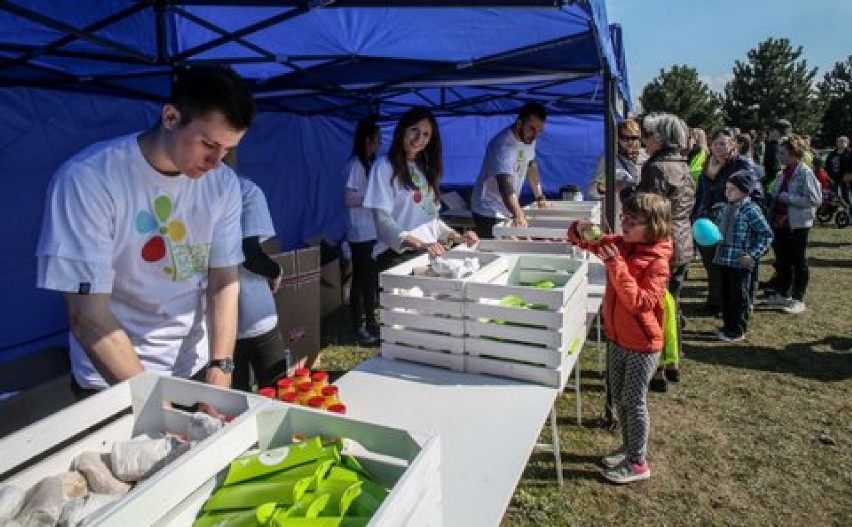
[319,226,852,526]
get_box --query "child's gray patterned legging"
[608,343,660,464]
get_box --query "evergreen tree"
[640,65,723,132]
[722,38,821,136]
[817,56,852,146]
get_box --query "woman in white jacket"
[765,135,822,314]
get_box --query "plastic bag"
[73,452,131,495]
[110,435,190,483]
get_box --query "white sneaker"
[601,449,626,468]
[765,294,792,307]
[783,300,806,314]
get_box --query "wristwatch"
[208,357,235,374]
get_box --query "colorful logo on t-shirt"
[515,149,526,177]
[410,167,438,218]
[135,195,209,281]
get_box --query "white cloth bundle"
[110,435,189,483]
[429,256,480,279]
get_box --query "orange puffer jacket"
[568,224,672,353]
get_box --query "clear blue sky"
[607,0,851,105]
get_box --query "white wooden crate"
[466,281,587,367]
[465,254,588,311]
[463,255,588,388]
[148,404,442,527]
[379,252,505,369]
[465,331,584,389]
[522,201,601,221]
[0,373,265,525]
[468,237,605,298]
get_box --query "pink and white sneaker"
[601,460,651,484]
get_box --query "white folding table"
[336,357,560,527]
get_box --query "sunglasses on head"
[619,135,640,141]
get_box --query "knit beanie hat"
[728,169,754,195]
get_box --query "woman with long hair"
[344,118,382,346]
[363,107,477,272]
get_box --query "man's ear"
[162,104,181,130]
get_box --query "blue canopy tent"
[0,0,630,387]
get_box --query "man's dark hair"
[517,102,547,122]
[769,119,792,136]
[170,65,256,130]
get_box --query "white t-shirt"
[345,157,377,243]
[36,133,244,389]
[238,178,279,339]
[363,156,441,257]
[471,125,537,218]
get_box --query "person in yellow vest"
[686,127,708,186]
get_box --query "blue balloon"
[692,218,722,246]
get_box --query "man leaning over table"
[470,102,549,239]
[35,66,256,397]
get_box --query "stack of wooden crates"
[378,251,588,389]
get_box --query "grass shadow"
[808,257,852,268]
[685,336,852,381]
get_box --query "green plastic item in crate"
[223,437,340,486]
[201,477,313,512]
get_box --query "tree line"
[639,37,851,146]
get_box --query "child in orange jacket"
[568,192,673,484]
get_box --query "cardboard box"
[273,247,321,370]
[320,256,343,317]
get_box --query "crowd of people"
[33,63,847,487]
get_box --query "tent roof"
[0,0,630,119]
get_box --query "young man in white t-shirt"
[471,102,549,238]
[36,66,255,396]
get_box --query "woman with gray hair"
[636,112,695,392]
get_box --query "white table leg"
[549,405,563,487]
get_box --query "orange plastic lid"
[296,381,314,392]
[280,392,298,403]
[327,403,347,414]
[307,396,325,408]
[311,371,329,383]
[277,378,295,388]
[321,385,339,396]
[258,387,277,398]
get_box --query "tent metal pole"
[602,63,617,428]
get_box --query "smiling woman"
[362,107,479,276]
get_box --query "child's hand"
[598,243,619,262]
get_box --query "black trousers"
[233,326,289,391]
[772,226,810,301]
[720,266,751,337]
[349,240,378,328]
[472,212,502,239]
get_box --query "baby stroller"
[816,186,850,229]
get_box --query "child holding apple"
[568,192,673,484]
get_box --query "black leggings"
[349,240,378,328]
[472,212,502,239]
[772,226,810,301]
